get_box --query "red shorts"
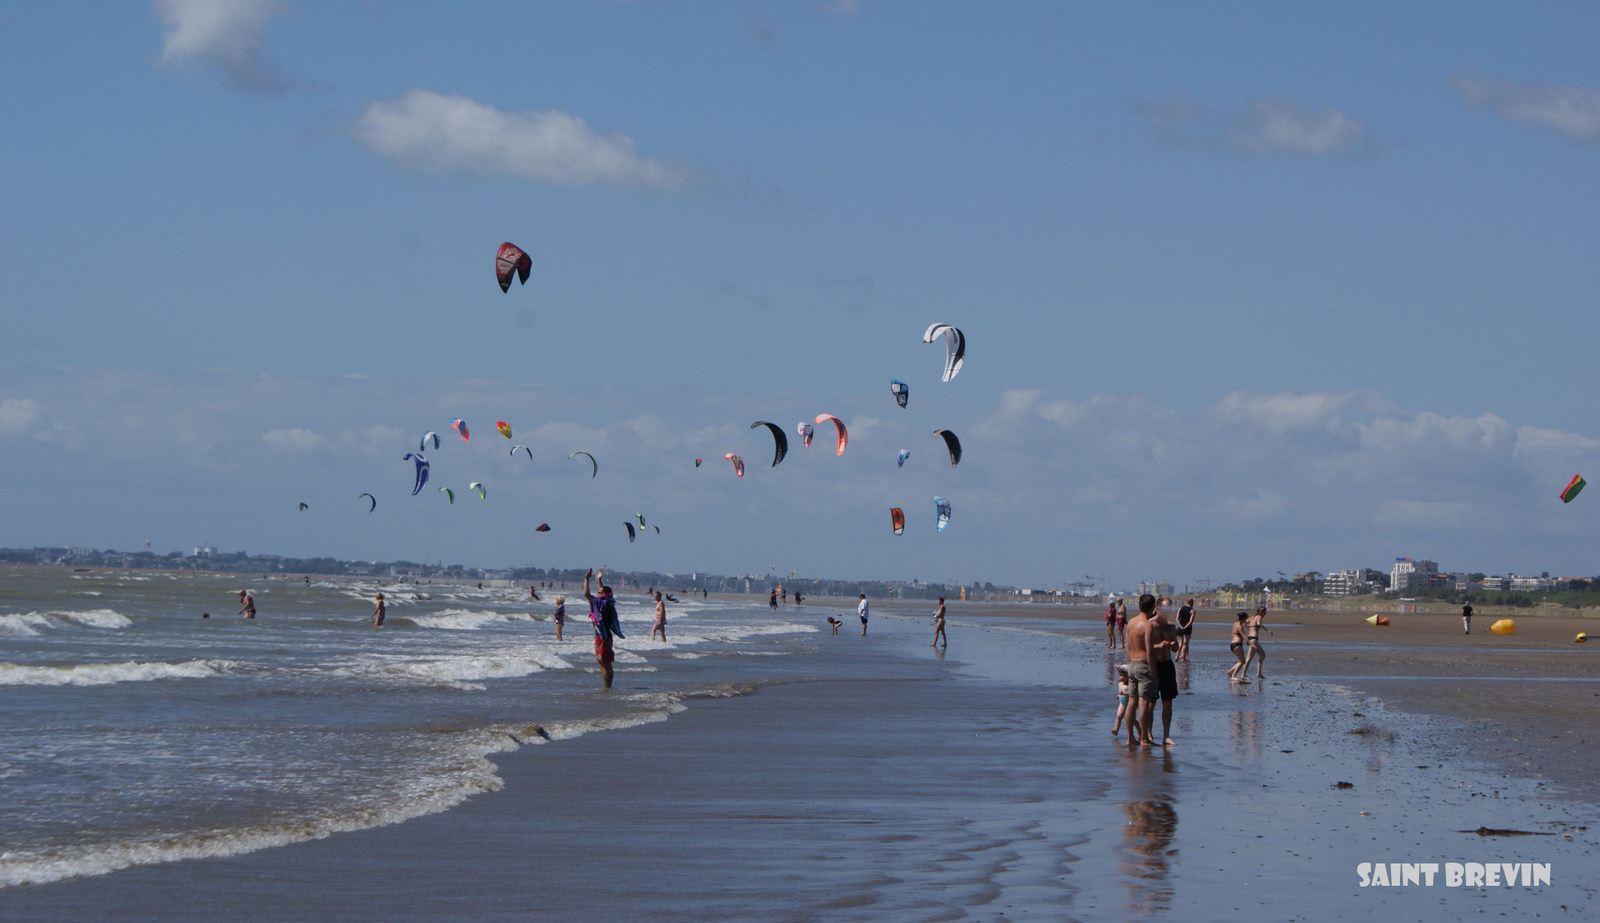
[594,634,615,665]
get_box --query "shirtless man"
[238,590,256,620]
[1124,594,1158,747]
[371,592,385,628]
[650,590,667,642]
[1149,600,1179,746]
[931,597,947,648]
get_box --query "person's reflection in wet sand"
[1119,798,1178,914]
[1230,708,1263,763]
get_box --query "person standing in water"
[769,588,779,611]
[1175,599,1195,662]
[583,569,623,689]
[1115,598,1128,649]
[552,595,566,642]
[858,594,870,636]
[1241,606,1272,679]
[1226,612,1249,681]
[238,590,256,620]
[651,590,667,642]
[931,597,947,648]
[371,592,385,628]
[1124,594,1157,747]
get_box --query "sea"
[0,567,815,889]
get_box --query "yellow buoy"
[1576,633,1588,643]
[1364,614,1390,626]
[1489,619,1516,635]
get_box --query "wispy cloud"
[1131,95,1375,158]
[1451,69,1600,143]
[154,0,291,95]
[348,90,705,190]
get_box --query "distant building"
[1479,575,1508,591]
[1508,575,1551,592]
[1390,558,1438,593]
[1324,569,1369,596]
[1138,579,1174,599]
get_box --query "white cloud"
[1451,69,1600,143]
[0,398,40,435]
[1131,95,1375,158]
[154,0,290,95]
[262,427,327,451]
[348,90,703,190]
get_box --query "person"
[1149,601,1178,746]
[371,592,386,628]
[794,590,803,606]
[529,586,541,602]
[1462,601,1473,635]
[1106,601,1117,648]
[583,569,623,689]
[769,588,779,611]
[1241,605,1273,679]
[552,595,566,642]
[827,616,842,634]
[858,594,870,636]
[1226,612,1249,681]
[651,590,667,642]
[932,597,947,648]
[238,590,255,620]
[1175,598,1195,662]
[1115,598,1128,649]
[1124,594,1157,747]
[781,586,787,602]
[1112,663,1130,736]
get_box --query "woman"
[1242,605,1273,679]
[1226,612,1249,681]
[1115,598,1128,649]
[650,590,667,642]
[371,592,385,628]
[1106,601,1117,648]
[552,595,566,642]
[931,597,947,648]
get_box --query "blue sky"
[3,1,1598,591]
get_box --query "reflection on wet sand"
[1120,798,1178,914]
[1231,708,1263,763]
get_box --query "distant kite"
[814,414,848,456]
[359,493,376,513]
[403,453,430,495]
[439,487,455,504]
[496,242,531,293]
[724,453,745,478]
[932,430,962,466]
[511,445,532,459]
[623,522,636,543]
[923,323,965,382]
[751,421,788,467]
[469,482,486,499]
[421,432,440,452]
[569,451,597,478]
[298,502,309,511]
[796,422,814,448]
[934,496,951,532]
[897,449,910,469]
[890,379,909,409]
[496,421,513,439]
[535,523,551,532]
[1562,474,1586,503]
[890,507,905,535]
[695,458,703,468]
[452,419,469,442]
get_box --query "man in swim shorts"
[1149,600,1179,746]
[651,590,667,642]
[238,590,255,620]
[1123,594,1158,747]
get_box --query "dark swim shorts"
[1156,661,1178,701]
[1126,662,1157,700]
[594,634,615,665]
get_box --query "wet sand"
[4,605,1597,920]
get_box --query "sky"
[2,1,1599,592]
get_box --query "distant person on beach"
[1241,606,1272,679]
[584,569,623,689]
[827,616,842,634]
[1226,612,1249,681]
[238,590,255,620]
[1112,663,1130,736]
[1124,595,1157,747]
[769,588,779,611]
[1462,602,1473,635]
[529,586,541,602]
[932,597,947,648]
[794,591,803,606]
[1115,598,1128,649]
[1106,601,1117,648]
[371,592,385,628]
[858,594,870,636]
[651,591,667,642]
[552,595,566,641]
[1175,599,1195,662]
[1149,601,1178,746]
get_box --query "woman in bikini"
[1226,611,1249,681]
[1242,605,1272,679]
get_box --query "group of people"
[1225,606,1271,682]
[1113,594,1180,748]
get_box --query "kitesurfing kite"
[923,323,965,382]
[403,453,430,495]
[796,422,814,448]
[652,526,660,534]
[890,379,909,408]
[510,445,532,459]
[298,502,309,511]
[439,487,455,504]
[897,449,910,468]
[452,419,469,442]
[569,451,597,478]
[535,523,551,532]
[359,493,376,513]
[636,513,647,528]
[814,414,848,456]
[751,421,788,467]
[890,507,905,535]
[470,482,486,499]
[932,429,962,466]
[934,496,951,532]
[496,421,512,439]
[695,458,703,468]
[724,453,745,478]
[421,432,440,452]
[1562,475,1585,503]
[623,522,636,543]
[496,242,531,293]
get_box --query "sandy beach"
[3,600,1596,920]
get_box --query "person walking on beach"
[238,590,256,620]
[794,590,803,606]
[1106,601,1117,648]
[552,595,566,642]
[932,597,947,648]
[1241,605,1272,679]
[584,569,623,689]
[371,592,385,628]
[1462,601,1473,635]
[858,594,870,636]
[1149,602,1179,746]
[651,590,667,642]
[1112,663,1130,736]
[1226,612,1249,681]
[1175,599,1195,662]
[1124,594,1157,747]
[1115,598,1128,649]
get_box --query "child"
[1112,663,1130,736]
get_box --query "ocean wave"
[405,609,527,631]
[364,647,575,687]
[0,609,132,636]
[0,659,232,687]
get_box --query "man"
[858,594,870,636]
[932,597,947,648]
[583,568,624,689]
[1149,599,1179,746]
[1124,594,1158,747]
[238,589,255,620]
[371,592,385,628]
[1174,598,1195,662]
[1462,601,1473,635]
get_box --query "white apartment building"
[1324,569,1369,596]
[1390,558,1438,593]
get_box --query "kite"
[652,526,660,534]
[934,496,951,532]
[359,493,376,513]
[897,449,910,468]
[510,445,532,459]
[439,487,454,504]
[535,523,551,532]
[496,421,513,439]
[403,453,430,495]
[724,453,745,478]
[470,482,486,499]
[636,513,647,528]
[496,242,531,293]
[569,451,597,478]
[814,414,848,456]
[922,323,965,382]
[623,522,636,543]
[890,507,905,535]
[452,419,469,442]
[1561,474,1585,503]
[932,429,962,466]
[298,502,309,511]
[890,379,909,409]
[421,432,440,452]
[796,422,814,448]
[750,421,788,467]
[695,458,703,468]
